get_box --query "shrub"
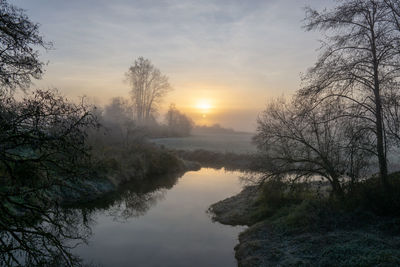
[251,179,314,221]
[345,172,400,216]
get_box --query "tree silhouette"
[0,0,51,93]
[301,0,400,190]
[126,57,172,124]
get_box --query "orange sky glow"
[13,0,333,132]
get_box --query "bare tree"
[0,89,98,266]
[0,90,97,184]
[254,97,372,197]
[0,2,97,265]
[126,57,172,124]
[301,0,400,190]
[0,0,51,93]
[383,0,400,25]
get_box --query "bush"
[345,172,400,216]
[250,179,314,222]
[91,142,185,186]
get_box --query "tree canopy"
[300,0,400,189]
[126,57,172,124]
[0,0,50,93]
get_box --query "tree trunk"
[371,24,390,192]
[375,96,389,191]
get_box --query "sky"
[12,0,332,132]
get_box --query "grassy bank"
[210,173,400,266]
[150,132,257,171]
[175,149,254,172]
[151,132,256,154]
[59,142,200,204]
[1,142,199,211]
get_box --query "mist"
[3,1,400,266]
[12,0,335,132]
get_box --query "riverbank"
[210,184,400,266]
[175,149,254,172]
[149,132,257,172]
[55,144,201,205]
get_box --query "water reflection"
[1,169,244,267]
[75,168,245,267]
[77,172,182,221]
[0,207,91,267]
[0,172,182,266]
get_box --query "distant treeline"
[193,124,237,134]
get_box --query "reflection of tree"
[0,2,98,264]
[0,171,183,266]
[79,172,183,222]
[0,208,91,267]
[109,172,182,220]
[0,90,98,267]
[109,189,167,220]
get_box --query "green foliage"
[237,176,400,266]
[251,171,400,232]
[138,143,184,176]
[345,172,400,216]
[250,179,314,222]
[249,173,400,235]
[269,199,322,231]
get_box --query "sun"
[196,100,212,113]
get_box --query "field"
[150,132,257,154]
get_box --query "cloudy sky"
[13,0,332,131]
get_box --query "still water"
[73,168,246,267]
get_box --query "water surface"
[74,168,246,267]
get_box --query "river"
[72,168,246,267]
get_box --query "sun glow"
[196,100,212,113]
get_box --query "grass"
[150,132,257,171]
[226,174,400,266]
[150,132,256,154]
[92,142,186,186]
